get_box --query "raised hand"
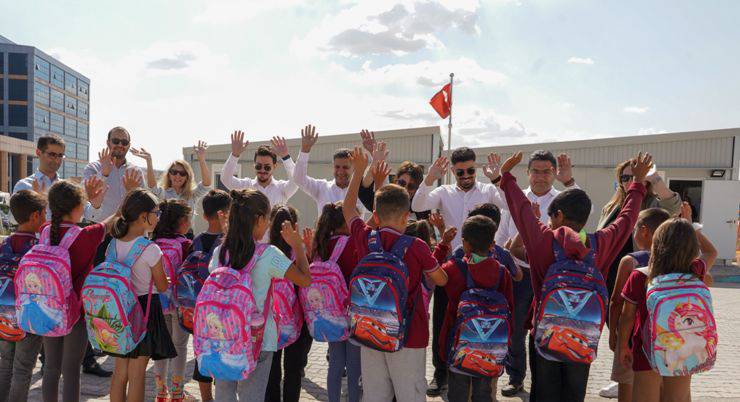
[281,221,303,250]
[301,125,319,153]
[440,227,457,246]
[360,129,376,153]
[631,152,653,184]
[122,169,143,193]
[680,201,693,222]
[31,179,48,195]
[230,131,248,158]
[84,176,107,209]
[98,148,113,177]
[271,136,289,159]
[302,228,314,254]
[483,152,501,181]
[349,146,369,173]
[501,152,523,174]
[426,156,449,184]
[428,211,446,234]
[555,154,574,184]
[371,160,392,187]
[195,140,208,161]
[372,141,389,162]
[531,202,542,220]
[130,147,152,162]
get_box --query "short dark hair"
[107,126,130,140]
[254,145,277,164]
[450,147,476,165]
[333,148,351,160]
[396,161,424,185]
[637,208,671,233]
[547,188,592,229]
[528,150,557,169]
[462,215,497,254]
[468,203,501,226]
[202,189,231,218]
[10,190,47,224]
[374,184,410,221]
[37,135,65,152]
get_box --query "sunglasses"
[169,169,188,177]
[455,168,476,177]
[254,164,272,172]
[396,179,419,191]
[620,174,633,183]
[44,151,65,159]
[111,138,130,146]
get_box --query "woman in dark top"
[358,160,430,220]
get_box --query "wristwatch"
[491,176,501,185]
[282,155,291,161]
[563,177,576,187]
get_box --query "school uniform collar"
[378,226,403,236]
[524,185,558,200]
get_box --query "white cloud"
[623,106,649,114]
[567,57,594,65]
[147,53,197,70]
[193,0,305,24]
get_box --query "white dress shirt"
[83,160,144,223]
[220,153,299,208]
[411,180,508,249]
[292,152,366,216]
[13,170,99,221]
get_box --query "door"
[700,180,740,261]
[669,180,703,221]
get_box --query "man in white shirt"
[292,125,365,216]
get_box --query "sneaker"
[501,383,524,397]
[82,362,112,377]
[426,378,447,397]
[599,382,619,399]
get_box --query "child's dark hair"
[547,188,592,229]
[202,189,231,219]
[462,215,497,255]
[269,204,298,257]
[374,184,409,221]
[450,147,476,164]
[152,199,191,240]
[648,218,699,282]
[314,202,345,261]
[219,189,270,269]
[111,189,159,239]
[405,220,433,248]
[636,208,671,233]
[468,203,501,226]
[47,181,86,246]
[10,190,47,224]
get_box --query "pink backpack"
[299,236,350,342]
[270,250,303,349]
[155,237,187,315]
[193,244,268,381]
[15,225,82,337]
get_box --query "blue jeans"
[328,341,361,402]
[505,268,533,385]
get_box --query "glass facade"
[8,79,28,101]
[51,65,64,88]
[78,82,89,100]
[50,88,64,111]
[34,82,49,106]
[50,112,63,133]
[64,72,77,94]
[77,124,88,140]
[65,96,77,116]
[8,53,28,75]
[78,101,89,120]
[34,108,49,130]
[34,56,50,82]
[8,105,27,127]
[66,141,77,159]
[64,116,77,137]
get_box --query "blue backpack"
[176,235,220,334]
[0,237,36,342]
[534,235,607,364]
[628,250,650,268]
[349,231,415,352]
[448,258,510,378]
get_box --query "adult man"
[493,150,578,397]
[13,135,66,195]
[292,125,365,215]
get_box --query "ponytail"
[219,189,270,269]
[313,202,345,261]
[111,189,158,239]
[269,204,298,257]
[47,180,85,246]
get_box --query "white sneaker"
[599,382,619,399]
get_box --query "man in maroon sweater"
[497,151,651,402]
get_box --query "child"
[618,214,717,402]
[497,151,651,402]
[152,200,193,402]
[607,207,671,402]
[106,189,173,402]
[0,191,46,402]
[439,215,514,402]
[208,189,311,401]
[192,189,231,402]
[265,204,313,402]
[343,147,448,402]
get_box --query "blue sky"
[2,0,739,168]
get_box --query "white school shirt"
[220,153,299,207]
[411,180,508,249]
[292,152,366,217]
[113,238,163,296]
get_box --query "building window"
[8,53,28,75]
[78,101,89,120]
[8,79,28,101]
[64,117,77,137]
[50,89,64,111]
[65,96,77,117]
[34,82,49,106]
[78,82,89,100]
[34,56,50,82]
[8,132,29,140]
[50,112,64,134]
[0,52,4,72]
[51,65,64,88]
[34,108,50,130]
[0,79,4,100]
[8,105,28,127]
[66,141,77,159]
[77,124,89,140]
[77,145,88,160]
[64,72,77,94]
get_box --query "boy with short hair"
[0,190,48,402]
[439,215,514,402]
[343,147,447,402]
[497,152,651,402]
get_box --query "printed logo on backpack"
[15,225,83,337]
[534,235,607,364]
[299,235,350,342]
[448,259,510,378]
[82,238,154,355]
[0,237,36,341]
[175,235,219,334]
[156,237,188,315]
[348,231,415,352]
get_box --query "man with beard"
[292,124,366,216]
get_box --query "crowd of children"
[0,133,721,402]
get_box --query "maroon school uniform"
[7,232,37,254]
[40,222,106,298]
[328,235,361,285]
[349,217,440,349]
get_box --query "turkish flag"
[429,83,452,119]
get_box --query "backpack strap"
[244,243,270,274]
[456,258,475,289]
[552,233,597,265]
[192,235,204,253]
[0,238,15,255]
[367,231,383,253]
[58,225,84,250]
[122,238,153,267]
[583,234,597,266]
[390,234,414,259]
[328,235,349,263]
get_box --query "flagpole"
[446,72,454,185]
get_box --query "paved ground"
[27,284,740,401]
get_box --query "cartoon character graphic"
[197,311,251,380]
[90,317,120,353]
[656,302,717,374]
[205,312,227,340]
[306,288,346,341]
[353,316,398,350]
[452,347,502,377]
[18,273,62,334]
[540,325,595,364]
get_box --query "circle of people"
[0,124,718,402]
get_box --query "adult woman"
[358,160,430,220]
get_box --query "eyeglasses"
[620,174,633,183]
[169,169,188,177]
[455,168,476,177]
[396,179,419,191]
[254,164,272,172]
[44,151,65,159]
[150,209,161,218]
[111,138,130,146]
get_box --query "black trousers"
[505,268,533,385]
[431,285,448,383]
[447,372,492,402]
[528,336,590,402]
[265,324,313,402]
